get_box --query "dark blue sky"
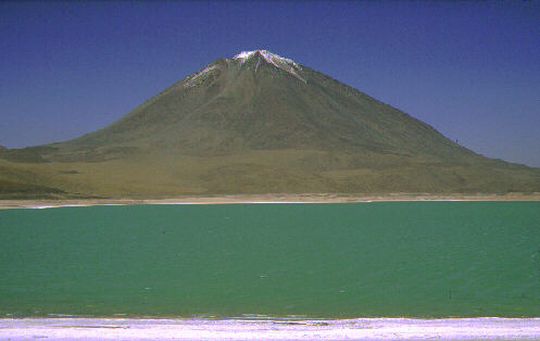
[1,1,539,166]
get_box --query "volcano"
[1,50,539,198]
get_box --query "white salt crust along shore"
[1,193,539,210]
[1,318,540,340]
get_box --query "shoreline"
[0,193,539,210]
[2,317,540,340]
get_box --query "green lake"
[0,202,539,318]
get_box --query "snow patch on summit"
[234,50,297,66]
[233,50,306,83]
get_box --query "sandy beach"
[1,192,539,210]
[1,317,540,340]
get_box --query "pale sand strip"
[1,193,539,210]
[1,318,540,340]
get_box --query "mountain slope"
[1,50,539,198]
[55,51,473,158]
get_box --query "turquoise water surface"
[0,202,539,318]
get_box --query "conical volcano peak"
[2,49,539,197]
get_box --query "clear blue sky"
[1,1,539,167]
